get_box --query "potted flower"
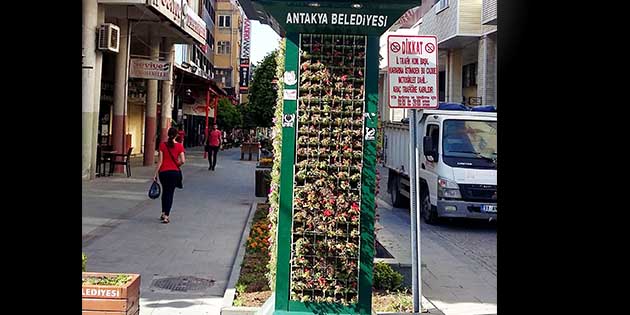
[82,272,141,315]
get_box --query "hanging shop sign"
[147,0,183,27]
[183,104,214,117]
[183,2,207,45]
[147,0,206,45]
[241,18,251,59]
[387,35,438,108]
[239,58,250,94]
[129,59,172,81]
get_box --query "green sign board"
[245,0,420,35]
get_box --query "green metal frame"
[275,32,299,313]
[274,33,380,315]
[265,2,419,315]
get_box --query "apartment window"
[463,63,477,88]
[218,15,231,28]
[217,41,231,54]
[435,0,449,13]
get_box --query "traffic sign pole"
[409,108,424,313]
[387,35,437,313]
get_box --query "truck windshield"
[442,120,497,168]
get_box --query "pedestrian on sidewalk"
[176,126,185,147]
[205,124,222,171]
[153,127,186,224]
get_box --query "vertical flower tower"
[245,1,420,315]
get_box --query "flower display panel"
[290,34,367,305]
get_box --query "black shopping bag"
[148,180,161,199]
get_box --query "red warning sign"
[387,35,438,109]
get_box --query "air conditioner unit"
[98,23,120,53]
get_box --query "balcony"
[482,0,497,25]
[416,0,483,49]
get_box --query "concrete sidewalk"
[375,197,497,315]
[82,147,263,315]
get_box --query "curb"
[221,200,263,312]
[219,198,445,315]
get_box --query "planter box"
[255,167,271,197]
[82,272,140,315]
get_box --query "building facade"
[213,0,244,102]
[416,0,497,106]
[82,0,225,179]
[378,0,497,122]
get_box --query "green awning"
[239,0,422,36]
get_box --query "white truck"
[382,106,497,223]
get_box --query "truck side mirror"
[423,136,439,161]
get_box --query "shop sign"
[147,0,183,27]
[147,0,206,45]
[241,18,251,59]
[183,3,207,45]
[129,59,172,81]
[239,58,250,94]
[387,35,438,108]
[183,104,214,117]
[285,12,389,27]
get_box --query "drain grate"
[150,276,215,292]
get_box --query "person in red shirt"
[153,127,186,224]
[206,124,222,171]
[176,127,185,146]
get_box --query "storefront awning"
[174,65,227,97]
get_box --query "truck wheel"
[391,178,406,208]
[421,188,438,224]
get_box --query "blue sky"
[250,20,281,66]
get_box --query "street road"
[376,164,497,315]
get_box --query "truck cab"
[416,108,497,223]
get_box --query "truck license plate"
[481,205,497,213]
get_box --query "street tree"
[216,97,241,132]
[247,50,278,128]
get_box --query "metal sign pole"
[409,109,423,312]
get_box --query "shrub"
[82,253,87,272]
[373,261,403,291]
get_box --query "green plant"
[382,290,413,312]
[266,37,286,291]
[236,283,247,295]
[82,274,132,286]
[82,253,87,272]
[373,262,404,291]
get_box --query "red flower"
[318,277,327,286]
[323,209,332,217]
[351,203,360,212]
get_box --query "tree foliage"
[216,97,241,131]
[247,51,278,128]
[238,102,256,129]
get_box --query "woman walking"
[154,127,186,224]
